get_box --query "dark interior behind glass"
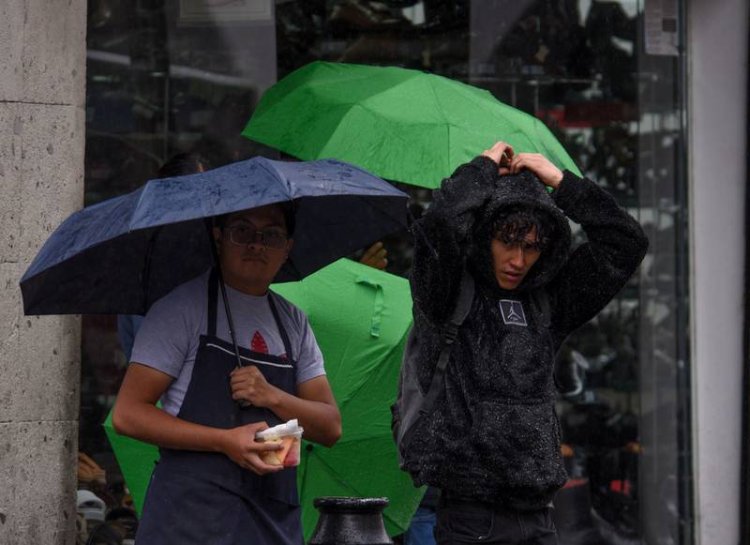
[81,2,690,543]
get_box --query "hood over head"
[468,170,572,294]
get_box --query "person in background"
[117,152,210,361]
[402,486,440,545]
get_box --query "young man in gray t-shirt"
[112,203,341,545]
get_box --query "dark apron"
[136,270,303,545]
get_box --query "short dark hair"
[490,205,555,251]
[157,152,210,178]
[214,201,297,237]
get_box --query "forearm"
[549,171,649,336]
[112,400,228,454]
[411,156,497,323]
[265,388,341,447]
[427,156,498,237]
[553,171,648,266]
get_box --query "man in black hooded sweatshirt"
[404,141,648,544]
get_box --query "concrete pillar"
[0,2,87,544]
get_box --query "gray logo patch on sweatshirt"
[499,300,527,326]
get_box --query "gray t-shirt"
[130,270,325,416]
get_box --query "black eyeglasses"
[225,225,288,250]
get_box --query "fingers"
[230,366,279,407]
[78,452,94,464]
[244,421,270,433]
[78,453,104,473]
[241,423,284,474]
[481,141,514,166]
[361,242,383,260]
[509,153,563,188]
[230,366,262,391]
[359,242,388,270]
[78,454,106,484]
[509,153,550,173]
[78,452,100,470]
[230,365,261,381]
[241,422,282,452]
[231,371,259,403]
[510,152,539,171]
[254,441,283,452]
[242,454,284,475]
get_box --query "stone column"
[0,2,87,544]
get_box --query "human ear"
[212,227,223,253]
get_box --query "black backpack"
[391,271,475,469]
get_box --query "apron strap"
[208,269,294,366]
[267,292,294,364]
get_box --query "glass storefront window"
[81,1,690,543]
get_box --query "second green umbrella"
[243,61,579,188]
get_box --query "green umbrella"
[243,61,580,188]
[273,258,421,540]
[103,409,159,517]
[104,259,421,537]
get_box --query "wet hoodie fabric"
[406,156,648,510]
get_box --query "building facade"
[0,0,746,543]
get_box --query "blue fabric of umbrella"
[21,157,407,315]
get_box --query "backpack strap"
[531,288,551,328]
[421,270,475,411]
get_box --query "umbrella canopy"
[102,259,421,537]
[242,61,580,188]
[21,157,407,315]
[272,258,420,540]
[103,410,158,517]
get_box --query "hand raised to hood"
[508,153,564,190]
[481,141,514,176]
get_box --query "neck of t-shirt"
[224,282,269,300]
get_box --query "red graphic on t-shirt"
[251,331,269,354]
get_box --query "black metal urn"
[308,497,393,545]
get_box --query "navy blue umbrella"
[21,157,407,315]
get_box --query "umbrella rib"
[305,449,364,495]
[256,158,294,196]
[131,183,152,232]
[325,102,415,155]
[426,77,468,179]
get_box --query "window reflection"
[81,1,689,543]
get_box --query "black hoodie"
[406,156,648,510]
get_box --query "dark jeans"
[404,506,438,545]
[435,497,557,545]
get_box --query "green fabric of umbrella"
[243,61,580,188]
[272,258,420,540]
[103,410,159,517]
[104,259,421,537]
